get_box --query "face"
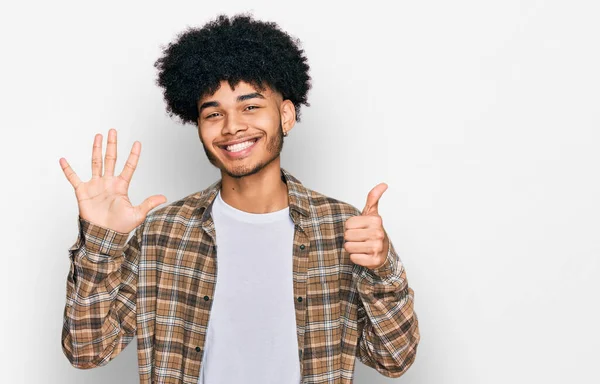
[196,80,295,179]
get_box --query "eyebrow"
[198,92,266,113]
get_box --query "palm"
[60,129,166,234]
[75,175,138,234]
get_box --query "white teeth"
[226,139,257,152]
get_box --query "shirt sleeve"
[61,215,141,369]
[353,231,421,378]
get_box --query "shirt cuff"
[69,215,130,259]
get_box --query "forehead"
[198,80,279,104]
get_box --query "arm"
[61,215,141,369]
[353,234,420,378]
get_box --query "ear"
[280,99,296,134]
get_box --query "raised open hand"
[60,129,167,234]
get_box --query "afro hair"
[154,13,312,126]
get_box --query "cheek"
[254,112,280,131]
[198,128,215,146]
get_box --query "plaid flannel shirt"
[62,167,420,383]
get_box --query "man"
[60,13,420,384]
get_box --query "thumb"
[138,195,167,218]
[361,183,388,216]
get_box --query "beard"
[200,119,285,179]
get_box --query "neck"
[219,160,289,214]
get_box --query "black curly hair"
[154,13,312,126]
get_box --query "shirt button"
[299,244,305,250]
[204,295,210,301]
[297,296,303,302]
[195,347,201,352]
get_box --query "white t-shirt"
[198,190,301,384]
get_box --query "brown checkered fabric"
[62,167,420,383]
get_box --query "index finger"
[118,141,141,185]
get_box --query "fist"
[344,183,390,270]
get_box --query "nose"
[221,113,248,136]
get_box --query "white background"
[0,0,598,383]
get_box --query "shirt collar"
[197,167,310,223]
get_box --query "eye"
[205,112,220,119]
[245,105,259,111]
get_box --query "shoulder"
[141,189,208,232]
[305,187,362,221]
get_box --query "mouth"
[218,137,260,159]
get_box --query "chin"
[222,160,268,179]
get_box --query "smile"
[219,137,260,159]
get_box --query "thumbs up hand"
[344,183,390,270]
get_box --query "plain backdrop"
[0,0,598,383]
